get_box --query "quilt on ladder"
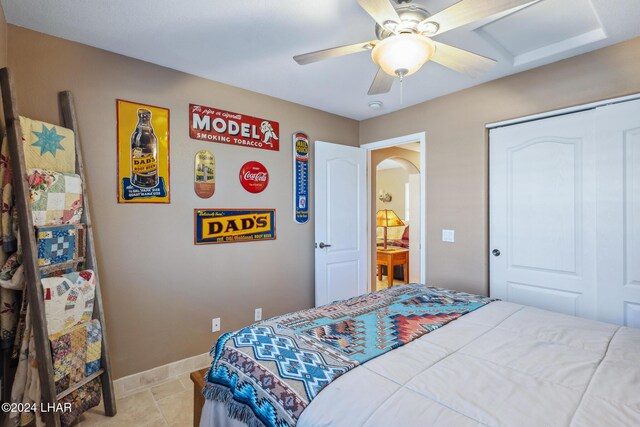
[28,169,83,227]
[20,116,76,174]
[40,270,95,336]
[50,318,102,394]
[36,224,86,267]
[204,284,493,427]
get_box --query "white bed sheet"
[202,301,640,426]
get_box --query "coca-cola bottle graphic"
[130,109,158,188]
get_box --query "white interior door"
[315,141,367,307]
[490,111,598,319]
[594,100,640,327]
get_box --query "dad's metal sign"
[189,104,279,151]
[194,209,276,245]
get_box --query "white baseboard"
[113,352,212,398]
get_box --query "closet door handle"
[319,242,332,249]
[492,249,501,257]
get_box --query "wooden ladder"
[0,67,116,426]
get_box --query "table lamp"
[376,209,405,250]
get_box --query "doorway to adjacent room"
[362,132,426,292]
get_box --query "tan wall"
[0,6,6,68]
[7,26,359,378]
[376,167,408,219]
[360,37,640,296]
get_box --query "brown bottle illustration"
[131,109,158,188]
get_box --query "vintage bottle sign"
[189,104,279,151]
[293,132,309,224]
[239,161,269,193]
[194,209,276,245]
[194,150,215,198]
[117,100,170,203]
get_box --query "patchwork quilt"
[28,169,83,227]
[1,130,17,253]
[40,270,95,336]
[204,285,492,427]
[0,287,19,350]
[50,319,102,394]
[36,224,86,267]
[59,377,102,427]
[20,116,76,174]
[0,252,22,289]
[40,259,84,278]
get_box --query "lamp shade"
[371,33,435,77]
[376,209,405,227]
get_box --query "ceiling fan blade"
[294,40,376,65]
[426,0,541,36]
[368,67,394,95]
[431,41,496,76]
[357,0,402,31]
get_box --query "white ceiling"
[378,159,403,170]
[2,0,640,120]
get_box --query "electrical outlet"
[212,318,220,332]
[255,308,262,321]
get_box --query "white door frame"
[362,132,427,288]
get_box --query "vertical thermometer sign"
[293,132,309,224]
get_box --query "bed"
[198,285,640,426]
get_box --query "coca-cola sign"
[189,104,279,151]
[239,161,269,193]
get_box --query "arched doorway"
[370,141,423,290]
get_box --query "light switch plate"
[212,318,220,332]
[442,229,455,243]
[255,308,262,321]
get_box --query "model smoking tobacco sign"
[189,104,279,151]
[194,209,276,245]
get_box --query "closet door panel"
[490,111,598,319]
[594,99,640,327]
[624,129,640,289]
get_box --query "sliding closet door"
[595,100,640,327]
[490,111,598,319]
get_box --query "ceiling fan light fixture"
[371,33,435,77]
[382,20,399,32]
[418,20,439,36]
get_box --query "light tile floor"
[375,276,405,291]
[76,372,193,426]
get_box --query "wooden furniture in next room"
[376,247,409,288]
[191,368,208,427]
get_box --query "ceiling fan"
[294,0,541,95]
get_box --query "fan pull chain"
[396,69,407,106]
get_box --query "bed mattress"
[201,300,640,426]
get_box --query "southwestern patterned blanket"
[204,285,493,427]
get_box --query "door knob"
[319,242,332,249]
[492,249,501,257]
